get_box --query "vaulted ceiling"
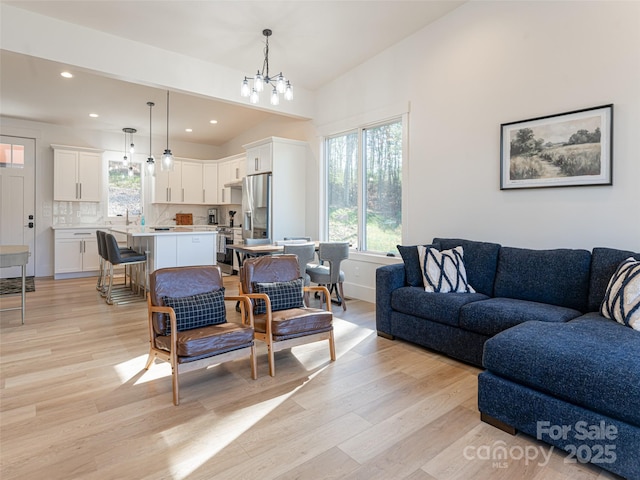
[1,1,464,146]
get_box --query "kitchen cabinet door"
[77,152,102,201]
[152,160,182,203]
[181,161,203,204]
[246,143,272,175]
[53,148,102,201]
[203,163,218,204]
[54,239,84,274]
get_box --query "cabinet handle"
[167,187,170,202]
[182,188,185,202]
[235,167,239,179]
[75,182,79,199]
[80,241,83,254]
[255,158,259,171]
[79,183,82,199]
[221,189,225,203]
[203,189,205,203]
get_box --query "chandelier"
[146,101,155,176]
[241,29,293,106]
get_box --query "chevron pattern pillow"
[600,257,640,330]
[161,289,226,335]
[418,245,476,293]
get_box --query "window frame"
[322,113,407,255]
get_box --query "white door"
[0,136,36,277]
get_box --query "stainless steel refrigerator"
[242,173,271,241]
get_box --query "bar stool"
[96,230,136,296]
[104,232,147,305]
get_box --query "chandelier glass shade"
[146,101,155,176]
[241,29,293,106]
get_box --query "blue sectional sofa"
[375,239,639,479]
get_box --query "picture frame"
[500,104,613,190]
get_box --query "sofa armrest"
[376,263,406,336]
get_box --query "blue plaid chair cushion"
[253,278,304,314]
[161,289,226,335]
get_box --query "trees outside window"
[108,159,142,217]
[326,119,402,254]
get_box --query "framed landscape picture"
[500,104,613,190]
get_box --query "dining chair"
[306,242,349,311]
[239,254,335,376]
[283,242,316,304]
[146,265,256,405]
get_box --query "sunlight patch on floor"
[165,366,329,479]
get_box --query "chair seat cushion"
[306,265,344,283]
[254,307,333,339]
[155,322,254,358]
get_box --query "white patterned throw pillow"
[418,246,476,293]
[600,257,640,331]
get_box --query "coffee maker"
[208,208,218,225]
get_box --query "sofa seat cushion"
[460,297,582,337]
[253,307,333,339]
[483,313,640,427]
[391,286,488,327]
[155,322,254,358]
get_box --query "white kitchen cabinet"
[52,146,102,202]
[54,228,100,279]
[181,161,204,204]
[245,142,273,175]
[203,163,219,204]
[152,160,183,203]
[217,155,242,205]
[242,137,309,241]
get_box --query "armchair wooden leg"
[172,366,179,406]
[250,344,257,380]
[267,341,276,377]
[144,352,155,370]
[329,329,336,361]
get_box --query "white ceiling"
[0,1,464,146]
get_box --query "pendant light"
[161,90,174,172]
[122,127,136,166]
[146,101,155,176]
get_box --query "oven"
[216,227,234,274]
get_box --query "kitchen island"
[110,226,217,273]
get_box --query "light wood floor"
[0,276,619,480]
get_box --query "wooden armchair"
[145,265,256,405]
[239,254,336,376]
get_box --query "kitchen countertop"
[111,226,218,236]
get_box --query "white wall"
[316,0,640,251]
[315,1,640,301]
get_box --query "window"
[326,119,403,254]
[108,158,142,217]
[0,143,24,169]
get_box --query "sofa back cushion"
[493,247,591,311]
[588,247,640,312]
[432,238,501,297]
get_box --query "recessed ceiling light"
[60,71,73,78]
[89,113,99,118]
[185,128,193,133]
[209,120,218,124]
